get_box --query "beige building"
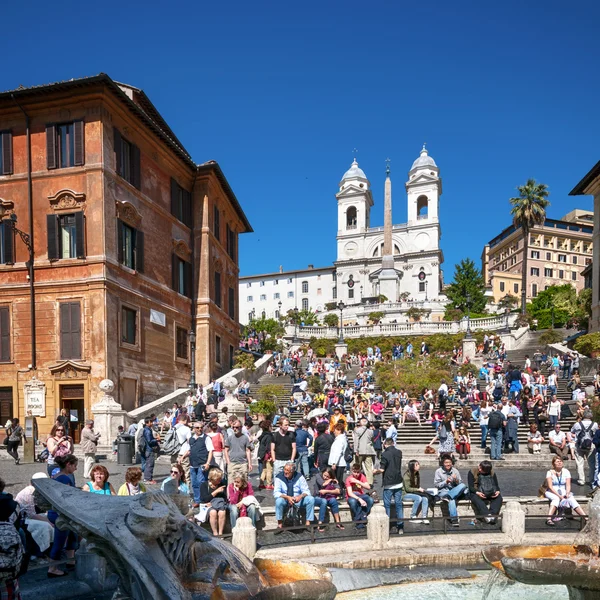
[570,162,600,331]
[482,210,593,303]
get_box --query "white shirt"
[175,423,192,445]
[549,430,566,446]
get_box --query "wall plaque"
[24,376,46,418]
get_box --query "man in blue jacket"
[141,417,160,484]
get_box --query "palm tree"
[509,179,550,314]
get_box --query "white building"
[239,146,446,325]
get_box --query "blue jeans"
[190,466,207,503]
[48,511,78,560]
[275,496,315,522]
[382,488,403,528]
[480,424,488,448]
[438,483,466,519]
[230,503,257,528]
[404,493,429,518]
[490,428,503,459]
[348,494,374,523]
[549,414,558,428]
[548,385,557,397]
[295,452,310,479]
[314,497,340,522]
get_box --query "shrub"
[444,307,464,322]
[368,311,385,324]
[308,337,337,357]
[249,399,278,419]
[539,330,564,346]
[258,384,286,403]
[233,351,256,372]
[308,376,323,394]
[459,362,479,376]
[375,358,452,397]
[406,307,430,322]
[323,313,339,327]
[262,337,284,353]
[574,333,600,357]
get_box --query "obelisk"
[378,160,398,303]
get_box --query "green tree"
[509,179,550,314]
[445,258,486,314]
[245,317,284,338]
[529,284,577,328]
[368,311,385,324]
[498,294,519,312]
[323,313,339,327]
[286,308,319,326]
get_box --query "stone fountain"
[34,479,336,600]
[484,492,600,599]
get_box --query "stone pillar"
[231,516,256,559]
[91,380,127,450]
[217,376,247,428]
[383,171,392,256]
[335,342,348,361]
[501,500,525,543]
[462,338,477,362]
[367,504,389,550]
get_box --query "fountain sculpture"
[33,479,337,600]
[484,491,600,599]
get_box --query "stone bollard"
[501,500,526,543]
[367,504,390,550]
[231,517,257,559]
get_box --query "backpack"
[162,427,182,456]
[495,379,503,389]
[577,423,594,454]
[0,522,23,582]
[488,411,504,430]
[478,473,498,498]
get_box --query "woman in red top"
[227,474,257,527]
[207,421,225,471]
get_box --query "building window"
[499,282,505,292]
[170,179,192,227]
[0,131,13,175]
[260,294,266,301]
[226,225,236,260]
[117,220,144,271]
[114,128,141,189]
[572,272,577,281]
[274,279,278,285]
[215,335,221,364]
[530,267,539,276]
[287,291,294,298]
[287,277,293,283]
[532,283,538,297]
[317,288,322,296]
[546,252,552,260]
[302,281,309,293]
[248,312,253,321]
[558,270,564,279]
[47,213,85,260]
[544,268,553,277]
[348,288,354,299]
[302,298,309,310]
[274,293,280,299]
[261,310,266,319]
[275,310,280,319]
[247,282,251,288]
[558,254,567,263]
[121,306,137,346]
[247,296,253,302]
[0,221,14,265]
[346,206,357,229]
[172,255,192,297]
[332,287,337,299]
[213,206,220,242]
[214,272,222,307]
[260,281,265,287]
[419,282,426,292]
[60,301,82,359]
[531,251,540,259]
[176,327,188,360]
[573,256,578,265]
[228,287,235,319]
[46,122,85,169]
[0,306,10,362]
[513,283,519,293]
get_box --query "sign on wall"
[24,376,46,418]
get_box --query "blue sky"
[3,0,599,281]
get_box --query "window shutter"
[0,307,10,362]
[73,120,85,166]
[46,125,57,170]
[131,144,141,189]
[74,212,85,258]
[183,189,192,227]
[1,132,13,175]
[60,303,72,359]
[47,214,58,260]
[185,260,193,298]
[170,178,178,217]
[135,230,144,273]
[117,220,124,264]
[114,128,122,175]
[172,253,179,292]
[2,220,14,265]
[70,302,81,359]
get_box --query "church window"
[302,298,309,310]
[302,281,308,293]
[417,195,428,219]
[348,288,354,299]
[346,207,357,229]
[419,282,425,292]
[332,287,337,299]
[394,244,400,255]
[372,246,379,258]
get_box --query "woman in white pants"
[545,456,587,526]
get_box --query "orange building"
[0,74,251,440]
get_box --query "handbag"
[196,504,210,523]
[424,445,436,455]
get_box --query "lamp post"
[293,307,299,343]
[188,329,196,392]
[425,280,428,302]
[360,285,363,302]
[337,301,346,343]
[277,300,282,321]
[465,292,472,339]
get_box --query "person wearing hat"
[328,406,346,433]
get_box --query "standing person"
[548,395,563,429]
[80,420,101,479]
[487,403,506,461]
[271,417,296,478]
[257,420,274,490]
[224,420,253,481]
[375,438,404,533]
[468,460,502,524]
[345,462,373,529]
[56,409,70,439]
[571,409,598,487]
[139,417,160,484]
[206,419,226,471]
[328,423,349,495]
[434,455,467,527]
[294,420,313,480]
[46,424,74,478]
[313,422,334,472]
[5,418,26,465]
[353,418,376,486]
[182,422,213,507]
[479,400,492,449]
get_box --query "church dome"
[342,158,367,181]
[410,145,437,171]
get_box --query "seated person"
[402,400,421,426]
[548,423,569,459]
[228,474,258,527]
[200,468,228,536]
[112,425,125,454]
[273,462,315,529]
[161,464,189,494]
[345,463,373,529]
[311,468,344,532]
[527,424,544,454]
[545,456,587,526]
[468,460,502,524]
[433,455,467,527]
[117,467,147,496]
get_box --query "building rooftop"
[240,265,334,280]
[570,160,600,196]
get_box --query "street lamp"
[424,280,428,302]
[277,300,282,320]
[465,292,472,340]
[293,307,299,343]
[188,329,196,391]
[337,301,346,343]
[360,285,363,302]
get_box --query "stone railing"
[286,313,518,340]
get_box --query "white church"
[239,146,447,325]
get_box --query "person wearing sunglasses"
[161,463,189,495]
[46,424,74,478]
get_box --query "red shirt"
[346,473,367,495]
